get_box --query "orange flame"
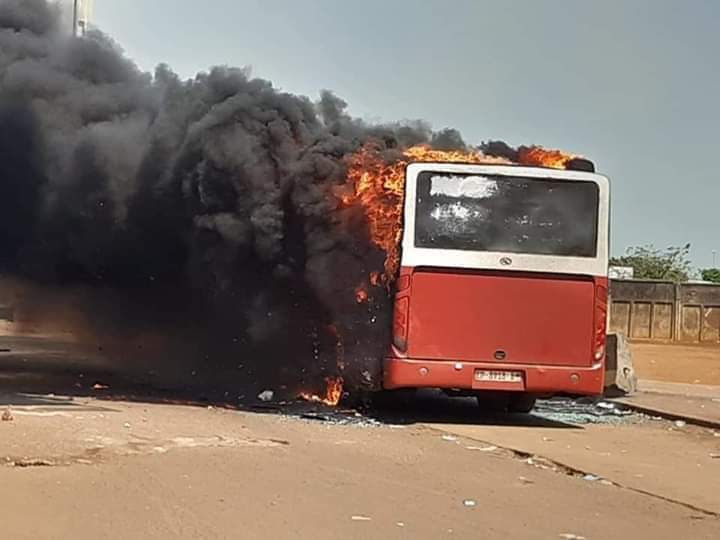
[355,285,369,303]
[345,144,507,284]
[344,143,578,286]
[518,146,578,169]
[299,377,344,406]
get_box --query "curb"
[611,397,720,430]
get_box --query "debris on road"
[518,476,534,485]
[674,420,687,428]
[466,445,498,452]
[257,390,274,402]
[9,458,55,468]
[1,408,13,422]
[534,397,638,425]
[596,402,615,410]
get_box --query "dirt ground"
[1,393,719,540]
[630,342,720,385]
[0,337,719,538]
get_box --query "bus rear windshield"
[414,171,599,257]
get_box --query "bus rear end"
[383,163,610,410]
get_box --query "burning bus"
[370,157,610,412]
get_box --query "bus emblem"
[499,257,513,266]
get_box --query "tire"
[507,394,537,413]
[371,389,416,410]
[475,392,509,413]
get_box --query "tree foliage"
[609,244,692,282]
[700,268,720,283]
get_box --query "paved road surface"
[615,379,720,427]
[1,391,718,539]
[1,336,719,539]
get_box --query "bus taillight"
[594,283,608,361]
[393,296,409,352]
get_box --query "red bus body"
[383,163,610,397]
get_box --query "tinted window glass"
[414,171,599,257]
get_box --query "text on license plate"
[474,370,523,383]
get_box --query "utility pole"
[72,0,93,37]
[72,0,78,36]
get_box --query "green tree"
[700,268,720,283]
[609,244,692,282]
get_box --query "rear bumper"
[383,357,604,395]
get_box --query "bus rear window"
[414,171,599,257]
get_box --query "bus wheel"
[507,394,537,413]
[371,389,416,410]
[475,392,509,413]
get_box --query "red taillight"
[594,284,608,361]
[393,296,409,351]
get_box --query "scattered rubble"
[466,445,498,452]
[518,476,534,485]
[9,458,55,468]
[2,408,13,422]
[533,397,639,425]
[257,390,274,402]
[295,409,385,428]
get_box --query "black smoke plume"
[0,0,538,399]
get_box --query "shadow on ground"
[365,390,581,429]
[0,336,622,431]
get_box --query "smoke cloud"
[0,0,462,396]
[0,0,553,398]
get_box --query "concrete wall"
[609,280,720,344]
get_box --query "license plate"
[474,370,523,383]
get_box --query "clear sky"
[82,0,718,267]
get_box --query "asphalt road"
[1,389,719,540]
[1,335,719,539]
